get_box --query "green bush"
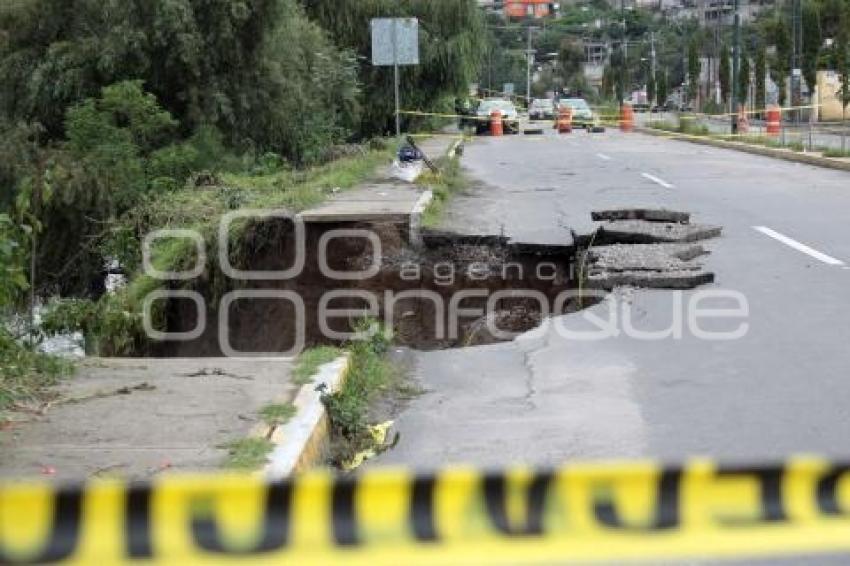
[0,213,29,309]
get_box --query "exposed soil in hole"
[149,208,720,357]
[152,218,584,356]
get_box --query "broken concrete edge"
[635,126,850,174]
[409,190,434,247]
[411,138,465,242]
[262,354,351,479]
[592,209,690,224]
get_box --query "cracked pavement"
[374,128,850,470]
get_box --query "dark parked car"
[529,98,555,120]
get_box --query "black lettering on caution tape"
[593,469,682,531]
[715,466,787,525]
[190,482,292,555]
[411,476,438,542]
[0,488,82,564]
[482,473,552,536]
[817,465,850,516]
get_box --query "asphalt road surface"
[377,128,850,471]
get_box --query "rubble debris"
[588,244,707,273]
[592,208,690,223]
[586,270,715,290]
[597,220,722,244]
[583,212,720,290]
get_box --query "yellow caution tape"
[4,457,850,564]
[681,103,822,119]
[401,110,496,122]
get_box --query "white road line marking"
[641,172,674,188]
[753,226,845,266]
[596,153,611,160]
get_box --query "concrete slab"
[592,208,690,223]
[0,358,295,481]
[298,184,426,223]
[598,220,722,244]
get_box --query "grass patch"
[650,118,709,136]
[822,147,850,158]
[221,437,273,470]
[420,156,466,227]
[73,143,395,356]
[292,346,343,385]
[650,120,678,132]
[677,116,710,136]
[0,329,74,416]
[320,320,399,467]
[259,403,297,427]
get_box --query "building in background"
[502,0,558,19]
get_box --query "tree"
[738,50,751,106]
[801,0,822,99]
[720,44,732,108]
[687,39,701,106]
[769,16,792,106]
[647,70,657,106]
[838,19,850,129]
[656,69,669,107]
[0,213,29,309]
[755,45,767,113]
[0,0,359,163]
[302,0,487,136]
[558,39,585,86]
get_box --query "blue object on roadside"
[398,145,423,163]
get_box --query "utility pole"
[731,0,741,133]
[650,31,657,78]
[392,19,401,138]
[526,26,535,105]
[791,0,803,124]
[621,0,627,107]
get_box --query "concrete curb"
[409,189,434,247]
[635,126,850,173]
[263,354,350,479]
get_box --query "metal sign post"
[371,18,420,139]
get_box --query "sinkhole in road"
[153,219,583,356]
[152,208,720,357]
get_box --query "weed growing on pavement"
[320,320,399,467]
[221,437,274,470]
[420,156,466,227]
[292,346,343,385]
[259,403,297,427]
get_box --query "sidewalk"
[298,135,459,227]
[0,358,295,481]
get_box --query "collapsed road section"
[583,208,722,290]
[152,207,721,356]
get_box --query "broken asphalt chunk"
[592,208,691,224]
[598,220,722,244]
